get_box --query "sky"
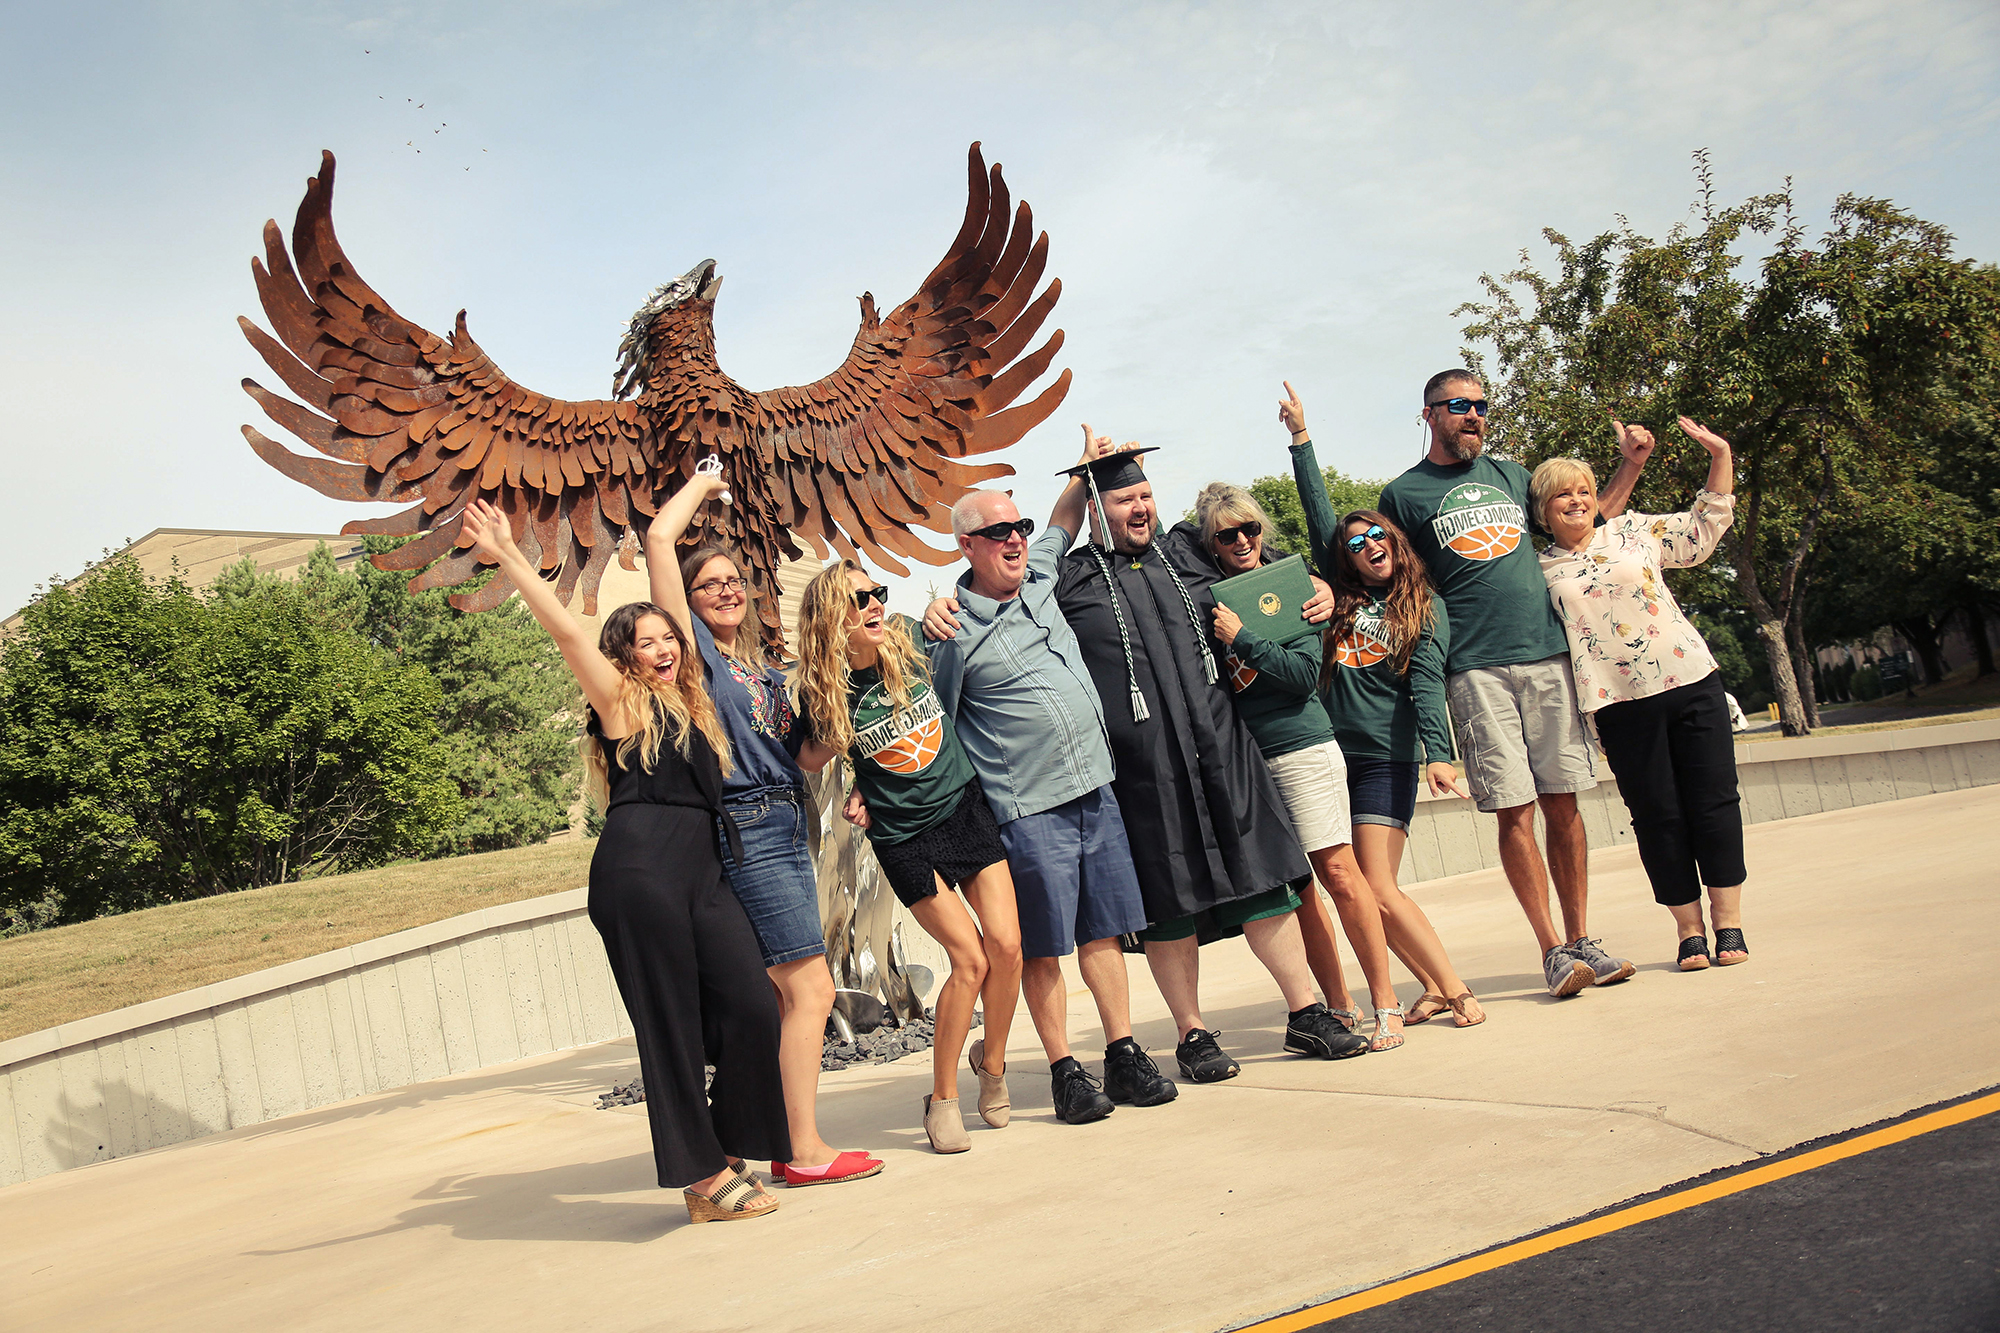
[3,0,1997,617]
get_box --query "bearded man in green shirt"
[1377,369,1654,997]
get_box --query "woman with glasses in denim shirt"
[646,486,883,1190]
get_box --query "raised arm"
[1649,417,1738,569]
[1681,416,1735,498]
[458,499,628,728]
[642,472,729,640]
[1050,422,1128,541]
[1280,381,1341,578]
[1598,419,1657,520]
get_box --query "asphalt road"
[1280,1088,2000,1333]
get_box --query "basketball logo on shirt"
[1432,482,1525,561]
[1225,648,1259,692]
[854,681,946,774]
[1335,603,1393,669]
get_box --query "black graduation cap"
[1056,447,1157,492]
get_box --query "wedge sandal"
[1713,928,1749,965]
[684,1170,779,1223]
[1677,935,1712,971]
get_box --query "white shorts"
[1264,741,1353,854]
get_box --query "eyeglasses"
[850,586,890,611]
[1211,520,1263,547]
[1344,524,1388,553]
[968,517,1035,543]
[691,575,747,596]
[1426,397,1490,417]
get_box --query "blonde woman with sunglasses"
[793,564,1023,1154]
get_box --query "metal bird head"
[612,258,724,399]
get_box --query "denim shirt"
[926,523,1115,824]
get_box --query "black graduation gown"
[1056,526,1310,922]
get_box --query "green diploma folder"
[1212,554,1319,645]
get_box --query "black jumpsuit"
[587,715,792,1186]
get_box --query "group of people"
[456,365,1753,1226]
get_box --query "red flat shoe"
[774,1151,884,1188]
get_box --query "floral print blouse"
[1537,491,1735,713]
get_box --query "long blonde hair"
[794,560,926,755]
[581,601,732,811]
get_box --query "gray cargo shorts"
[1446,654,1597,813]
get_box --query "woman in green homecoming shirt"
[1282,383,1486,1028]
[794,561,1022,1155]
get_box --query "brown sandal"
[1447,992,1486,1028]
[684,1170,779,1223]
[1406,993,1451,1025]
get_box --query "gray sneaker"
[1543,944,1593,997]
[1569,936,1636,985]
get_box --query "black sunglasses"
[850,586,889,611]
[1211,520,1264,546]
[1344,524,1388,553]
[967,517,1036,543]
[1426,397,1490,417]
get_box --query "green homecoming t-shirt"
[1220,627,1337,761]
[1378,455,1569,674]
[1290,438,1455,763]
[842,616,976,847]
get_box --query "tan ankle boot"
[923,1095,970,1153]
[967,1039,1011,1128]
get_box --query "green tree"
[216,540,583,857]
[0,558,458,928]
[1459,154,2000,734]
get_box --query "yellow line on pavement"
[1242,1090,2000,1331]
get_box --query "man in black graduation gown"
[1052,442,1321,1083]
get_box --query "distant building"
[2,528,366,635]
[4,527,823,658]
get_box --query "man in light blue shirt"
[922,465,1177,1124]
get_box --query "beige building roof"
[5,527,822,652]
[3,528,366,635]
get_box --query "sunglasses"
[1426,397,1490,417]
[1211,520,1264,547]
[1344,524,1388,553]
[850,586,890,611]
[968,517,1036,543]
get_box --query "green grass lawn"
[0,838,596,1043]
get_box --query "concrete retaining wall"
[4,718,1996,1188]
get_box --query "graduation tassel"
[1086,542,1149,723]
[1160,556,1220,685]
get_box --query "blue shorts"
[998,786,1149,959]
[1345,757,1419,830]
[717,787,825,967]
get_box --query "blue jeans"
[717,787,825,967]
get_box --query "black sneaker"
[1103,1039,1179,1106]
[1173,1028,1240,1083]
[1049,1057,1116,1124]
[1284,1003,1371,1060]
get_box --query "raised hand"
[1610,418,1657,467]
[1678,416,1732,456]
[1279,380,1308,436]
[456,498,519,563]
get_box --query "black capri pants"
[1592,672,1747,907]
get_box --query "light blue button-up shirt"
[927,523,1115,824]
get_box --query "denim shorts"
[1346,756,1419,830]
[717,786,825,967]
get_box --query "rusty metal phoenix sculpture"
[239,143,1071,643]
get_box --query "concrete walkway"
[4,787,1997,1333]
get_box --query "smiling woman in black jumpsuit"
[460,481,789,1225]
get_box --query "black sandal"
[1677,935,1712,971]
[1713,928,1749,966]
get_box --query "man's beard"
[1442,431,1484,462]
[1110,522,1154,556]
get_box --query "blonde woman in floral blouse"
[1531,418,1747,972]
